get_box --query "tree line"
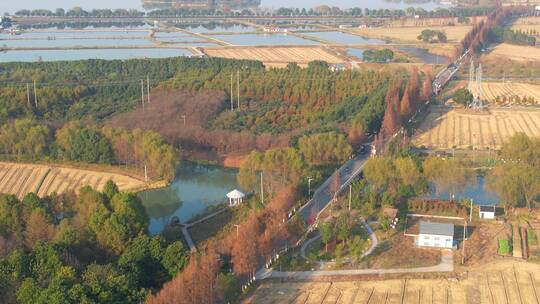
[488,26,537,46]
[458,6,521,55]
[0,119,178,181]
[12,5,494,18]
[487,133,540,209]
[0,182,190,303]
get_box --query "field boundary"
[33,167,51,194]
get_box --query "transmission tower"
[470,63,484,111]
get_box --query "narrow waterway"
[139,162,238,235]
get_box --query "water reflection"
[398,46,448,65]
[139,162,238,235]
[427,175,499,205]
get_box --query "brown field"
[511,24,540,35]
[203,46,344,65]
[387,16,486,27]
[246,261,540,304]
[0,162,144,198]
[512,16,540,25]
[469,82,540,104]
[485,43,540,62]
[412,107,540,150]
[352,26,471,43]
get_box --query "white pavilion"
[227,189,245,207]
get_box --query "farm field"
[0,162,144,199]
[412,107,540,150]
[351,25,471,43]
[246,261,540,304]
[203,46,344,65]
[470,81,540,104]
[485,43,540,62]
[511,23,540,35]
[387,16,485,27]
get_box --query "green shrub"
[528,230,538,246]
[498,239,510,255]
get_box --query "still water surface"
[139,163,239,235]
[0,48,193,62]
[427,176,499,205]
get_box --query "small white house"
[479,205,496,220]
[226,189,245,207]
[417,221,454,249]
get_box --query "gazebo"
[227,189,245,207]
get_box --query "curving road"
[257,251,453,280]
[299,217,378,266]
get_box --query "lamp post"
[308,177,313,198]
[233,224,240,239]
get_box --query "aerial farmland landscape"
[0,0,539,303]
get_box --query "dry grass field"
[486,43,540,62]
[511,23,540,35]
[412,107,540,150]
[512,16,540,25]
[470,81,540,104]
[352,26,471,43]
[387,16,486,27]
[203,46,344,65]
[246,261,540,304]
[0,162,144,198]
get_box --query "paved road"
[297,151,370,228]
[257,250,453,280]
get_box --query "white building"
[226,189,245,207]
[479,205,496,220]
[417,221,454,249]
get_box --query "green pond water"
[139,162,238,235]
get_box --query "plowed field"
[203,46,344,64]
[248,261,540,304]
[471,82,540,104]
[412,107,540,150]
[0,162,144,198]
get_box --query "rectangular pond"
[304,31,387,45]
[0,48,193,62]
[210,33,319,46]
[0,38,155,48]
[180,23,258,34]
[0,30,150,40]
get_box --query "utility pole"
[260,172,264,205]
[237,70,240,110]
[33,80,37,107]
[349,184,352,211]
[26,83,31,107]
[140,79,145,110]
[308,177,313,198]
[470,199,473,222]
[230,73,234,111]
[461,221,467,265]
[144,164,148,183]
[146,75,150,105]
